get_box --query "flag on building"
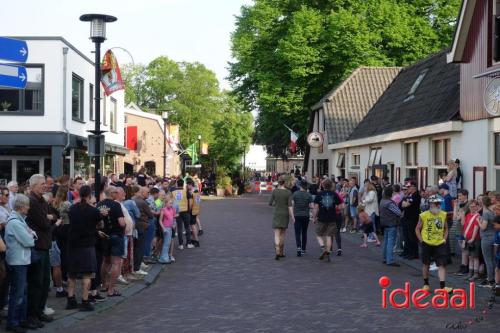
[201,142,209,155]
[186,143,198,164]
[101,50,125,96]
[283,123,299,154]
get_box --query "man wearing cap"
[399,181,421,260]
[416,195,452,293]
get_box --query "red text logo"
[379,276,475,309]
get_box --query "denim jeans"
[159,227,173,263]
[383,227,397,264]
[7,264,28,328]
[294,216,309,250]
[368,213,377,240]
[123,236,128,259]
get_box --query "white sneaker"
[187,244,195,249]
[117,275,129,284]
[140,263,149,270]
[134,269,148,276]
[170,256,176,262]
[44,306,55,316]
[340,227,347,233]
[429,262,438,271]
[178,245,184,250]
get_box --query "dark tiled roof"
[314,67,401,145]
[348,50,460,141]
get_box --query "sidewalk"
[0,263,165,333]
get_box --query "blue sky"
[1,0,252,88]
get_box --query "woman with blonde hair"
[269,177,294,260]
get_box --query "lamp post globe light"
[80,13,117,197]
[162,111,170,178]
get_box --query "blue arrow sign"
[0,37,28,63]
[0,64,27,89]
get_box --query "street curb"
[34,264,165,333]
[341,231,492,299]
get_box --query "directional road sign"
[0,37,28,63]
[0,64,27,89]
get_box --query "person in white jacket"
[5,194,37,332]
[362,183,379,242]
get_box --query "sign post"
[0,64,27,89]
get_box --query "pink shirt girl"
[161,206,175,229]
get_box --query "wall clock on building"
[484,77,500,116]
[307,131,324,148]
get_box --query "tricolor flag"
[283,123,299,154]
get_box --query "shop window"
[433,139,451,166]
[495,133,500,165]
[0,66,44,115]
[337,153,345,179]
[405,142,418,166]
[351,154,360,169]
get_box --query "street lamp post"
[162,111,169,178]
[80,13,117,196]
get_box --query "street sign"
[0,64,27,89]
[0,37,28,63]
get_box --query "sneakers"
[178,245,184,250]
[337,249,342,256]
[140,263,149,270]
[340,227,347,233]
[43,306,55,316]
[117,275,129,285]
[422,284,431,292]
[134,269,148,276]
[170,256,176,262]
[55,290,68,298]
[90,293,107,302]
[187,244,195,249]
[429,262,438,271]
[297,248,302,257]
[443,286,454,294]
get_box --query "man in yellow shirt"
[415,195,452,293]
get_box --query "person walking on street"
[292,181,312,257]
[5,194,36,333]
[312,179,340,262]
[415,195,452,293]
[380,186,402,267]
[269,177,294,260]
[25,174,55,327]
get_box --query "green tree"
[229,0,461,156]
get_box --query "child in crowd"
[358,205,380,248]
[461,199,481,281]
[158,198,176,264]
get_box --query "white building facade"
[0,37,126,184]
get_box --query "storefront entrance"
[0,157,46,185]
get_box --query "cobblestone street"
[52,194,499,333]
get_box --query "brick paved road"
[59,194,499,333]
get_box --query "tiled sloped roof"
[348,50,460,141]
[315,67,401,145]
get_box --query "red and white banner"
[101,50,125,96]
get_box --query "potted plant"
[1,101,11,111]
[222,176,233,196]
[215,177,226,197]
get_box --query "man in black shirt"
[97,186,125,297]
[399,181,421,260]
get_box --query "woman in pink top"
[158,199,175,264]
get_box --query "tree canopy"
[123,57,254,172]
[229,0,461,156]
